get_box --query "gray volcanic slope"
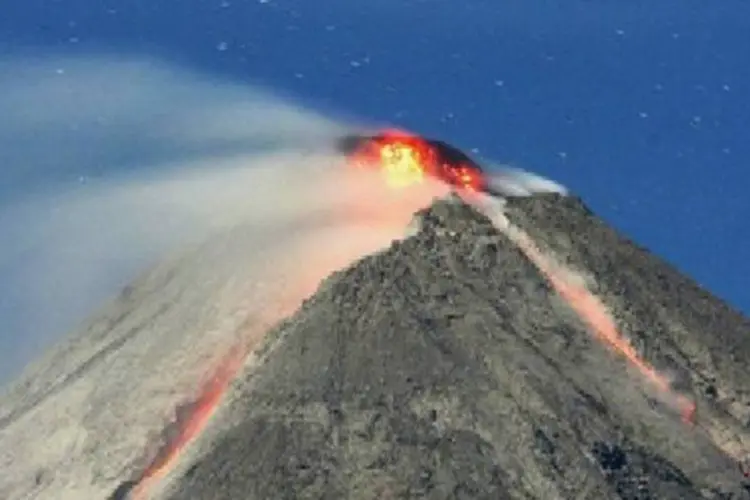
[158,194,750,500]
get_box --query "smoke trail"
[485,164,569,197]
[0,54,450,384]
[469,194,696,421]
[0,53,576,499]
[0,54,455,499]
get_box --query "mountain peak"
[3,193,749,500]
[162,194,750,499]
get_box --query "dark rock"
[107,480,138,500]
[163,195,750,499]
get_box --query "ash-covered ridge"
[163,195,750,500]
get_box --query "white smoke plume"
[0,53,574,499]
[0,53,567,385]
[0,54,433,383]
[484,163,569,197]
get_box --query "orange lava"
[476,202,696,422]
[348,129,430,189]
[545,268,696,422]
[377,139,428,189]
[132,344,248,499]
[348,128,483,191]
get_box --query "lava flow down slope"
[152,195,750,499]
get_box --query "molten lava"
[348,130,429,189]
[378,140,427,188]
[445,164,483,192]
[348,129,483,192]
[131,344,248,499]
[472,196,696,423]
[545,268,697,423]
[509,224,695,422]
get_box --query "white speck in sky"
[217,41,229,51]
[349,56,370,68]
[722,84,731,92]
[440,112,455,122]
[639,111,648,118]
[615,29,625,36]
[494,79,504,87]
[220,0,231,7]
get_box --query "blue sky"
[1,0,748,322]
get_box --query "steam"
[0,53,577,499]
[0,54,446,384]
[0,54,567,386]
[484,163,569,197]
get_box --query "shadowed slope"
[162,196,750,500]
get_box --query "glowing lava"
[131,344,248,499]
[445,164,483,192]
[544,265,696,422]
[473,196,696,423]
[378,141,427,189]
[347,130,430,189]
[347,128,482,192]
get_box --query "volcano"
[2,193,750,500]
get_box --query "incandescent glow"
[544,268,697,423]
[378,141,427,188]
[471,194,696,423]
[348,129,484,192]
[349,130,431,189]
[447,164,483,192]
[132,344,248,499]
[513,227,696,422]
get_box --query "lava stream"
[130,343,249,499]
[471,194,696,422]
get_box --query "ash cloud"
[0,53,447,383]
[0,53,566,385]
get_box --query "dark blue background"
[2,0,749,313]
